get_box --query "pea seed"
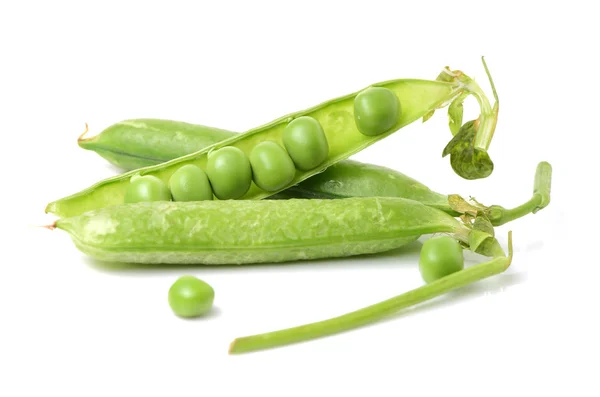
[354,87,400,136]
[124,175,171,203]
[206,147,252,200]
[282,116,329,171]
[249,141,296,191]
[169,164,213,201]
[168,275,214,318]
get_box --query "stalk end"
[77,123,93,145]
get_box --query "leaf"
[442,120,494,180]
[448,194,480,216]
[468,230,504,257]
[473,215,495,237]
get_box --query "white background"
[1,1,598,396]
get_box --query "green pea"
[418,236,465,283]
[168,275,215,318]
[206,146,252,199]
[282,116,329,171]
[248,141,296,191]
[124,175,171,203]
[353,87,400,136]
[169,164,213,201]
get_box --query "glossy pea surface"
[169,164,213,201]
[249,141,296,191]
[124,175,171,203]
[206,147,252,199]
[354,87,400,136]
[168,275,215,318]
[419,236,465,283]
[282,116,329,171]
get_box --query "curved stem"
[229,232,513,354]
[77,123,91,143]
[489,196,542,226]
[488,161,552,226]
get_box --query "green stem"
[229,232,513,355]
[462,57,499,151]
[487,161,552,226]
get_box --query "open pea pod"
[47,61,498,218]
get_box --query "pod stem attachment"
[77,123,91,142]
[488,162,552,226]
[229,232,513,355]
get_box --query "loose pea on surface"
[124,175,171,203]
[282,116,329,171]
[169,164,213,201]
[418,235,465,283]
[206,146,252,199]
[353,87,401,136]
[168,275,215,318]
[249,141,296,191]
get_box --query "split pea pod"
[50,198,468,265]
[48,62,499,218]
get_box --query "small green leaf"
[468,230,504,257]
[473,215,495,237]
[442,120,494,180]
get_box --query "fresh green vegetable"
[228,232,512,354]
[169,164,213,201]
[282,116,329,171]
[418,235,465,283]
[249,141,296,191]
[78,120,234,170]
[168,275,215,318]
[47,60,499,218]
[79,117,552,226]
[124,175,171,203]
[49,197,493,265]
[205,146,253,200]
[280,160,553,227]
[353,87,401,136]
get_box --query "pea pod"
[78,119,235,170]
[50,198,470,265]
[78,122,551,225]
[48,61,499,218]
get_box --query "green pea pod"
[77,122,551,226]
[50,198,471,265]
[48,62,499,218]
[78,120,236,170]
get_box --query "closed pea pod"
[206,146,252,200]
[282,116,329,171]
[249,141,296,191]
[52,198,469,265]
[78,119,236,170]
[169,164,213,201]
[47,59,501,218]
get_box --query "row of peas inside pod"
[124,87,400,203]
